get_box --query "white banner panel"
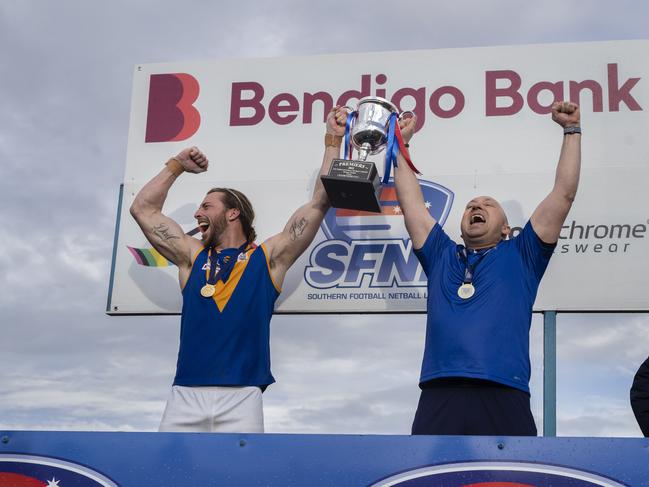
[108,40,649,313]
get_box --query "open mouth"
[197,221,210,233]
[470,214,486,225]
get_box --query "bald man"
[395,101,581,436]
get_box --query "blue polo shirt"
[414,221,555,393]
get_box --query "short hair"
[207,188,257,243]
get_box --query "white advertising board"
[108,40,649,314]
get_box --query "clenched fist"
[174,146,209,174]
[551,101,580,128]
[326,105,349,136]
[398,113,417,144]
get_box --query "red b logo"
[145,73,200,142]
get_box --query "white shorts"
[158,385,264,433]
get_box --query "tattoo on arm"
[289,217,308,241]
[152,223,180,242]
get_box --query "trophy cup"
[321,96,415,213]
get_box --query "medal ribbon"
[383,113,397,185]
[457,245,495,285]
[205,242,251,285]
[384,113,421,184]
[343,110,358,160]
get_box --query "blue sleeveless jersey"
[173,243,280,389]
[414,221,555,393]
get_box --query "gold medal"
[200,283,216,298]
[457,283,475,299]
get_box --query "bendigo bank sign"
[112,42,649,313]
[144,64,642,142]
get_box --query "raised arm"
[130,147,207,283]
[530,101,581,244]
[264,106,347,287]
[394,115,436,249]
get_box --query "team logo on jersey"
[305,179,453,289]
[369,461,627,487]
[0,454,119,486]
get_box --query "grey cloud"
[557,314,649,363]
[264,316,424,433]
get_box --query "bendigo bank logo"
[305,180,453,289]
[145,73,200,143]
[369,461,627,487]
[0,454,119,486]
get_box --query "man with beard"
[394,101,581,436]
[130,107,348,433]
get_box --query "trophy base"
[321,159,382,213]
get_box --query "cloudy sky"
[1,0,648,438]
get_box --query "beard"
[202,213,228,248]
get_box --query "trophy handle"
[399,110,415,120]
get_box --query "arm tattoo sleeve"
[289,217,308,241]
[152,223,180,242]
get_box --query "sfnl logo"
[370,461,627,487]
[305,180,453,289]
[0,454,119,486]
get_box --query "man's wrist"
[563,126,581,135]
[324,134,343,148]
[166,157,185,176]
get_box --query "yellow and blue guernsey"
[173,243,280,389]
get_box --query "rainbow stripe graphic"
[128,227,200,267]
[127,246,171,267]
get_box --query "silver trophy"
[321,96,410,213]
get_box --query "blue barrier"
[1,431,647,486]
